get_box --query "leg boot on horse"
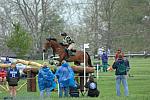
[79,73,89,96]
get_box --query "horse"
[43,37,92,67]
[43,37,93,94]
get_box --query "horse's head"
[43,39,50,52]
[43,37,57,52]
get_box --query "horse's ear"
[46,37,51,41]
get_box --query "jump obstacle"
[0,59,95,93]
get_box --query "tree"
[80,0,150,53]
[80,0,117,54]
[6,23,32,58]
[15,0,65,52]
[0,0,65,56]
[110,0,150,51]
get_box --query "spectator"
[55,61,76,97]
[4,56,11,64]
[85,76,100,97]
[101,50,108,72]
[6,62,20,98]
[98,47,104,60]
[115,48,124,61]
[38,62,56,99]
[112,54,129,96]
[107,48,111,56]
[0,68,7,84]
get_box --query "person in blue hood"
[55,61,76,97]
[38,62,56,98]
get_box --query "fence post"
[43,52,45,61]
[128,51,130,59]
[96,64,99,80]
[84,43,89,93]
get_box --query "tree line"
[0,0,149,58]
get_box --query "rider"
[60,32,75,56]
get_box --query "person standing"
[38,62,56,99]
[4,56,11,64]
[0,68,7,84]
[55,61,76,97]
[101,50,108,72]
[98,47,104,60]
[112,54,129,96]
[115,48,124,61]
[6,62,20,98]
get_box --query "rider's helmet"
[60,32,67,36]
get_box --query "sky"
[62,0,90,26]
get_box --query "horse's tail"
[86,52,93,67]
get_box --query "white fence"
[94,51,150,59]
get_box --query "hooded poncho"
[38,66,56,91]
[55,63,76,88]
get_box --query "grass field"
[0,58,150,100]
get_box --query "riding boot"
[68,50,73,56]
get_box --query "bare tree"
[12,0,65,53]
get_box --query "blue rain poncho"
[38,66,56,91]
[55,63,76,88]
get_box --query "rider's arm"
[60,42,68,46]
[62,38,69,45]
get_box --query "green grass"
[0,58,150,100]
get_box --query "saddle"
[59,42,76,57]
[65,49,76,56]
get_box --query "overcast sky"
[63,0,89,26]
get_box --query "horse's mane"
[51,38,57,42]
[46,37,57,42]
[46,37,65,47]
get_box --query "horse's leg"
[79,73,89,96]
[74,61,81,66]
[75,75,79,83]
[85,53,92,67]
[58,54,66,65]
[79,73,84,95]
